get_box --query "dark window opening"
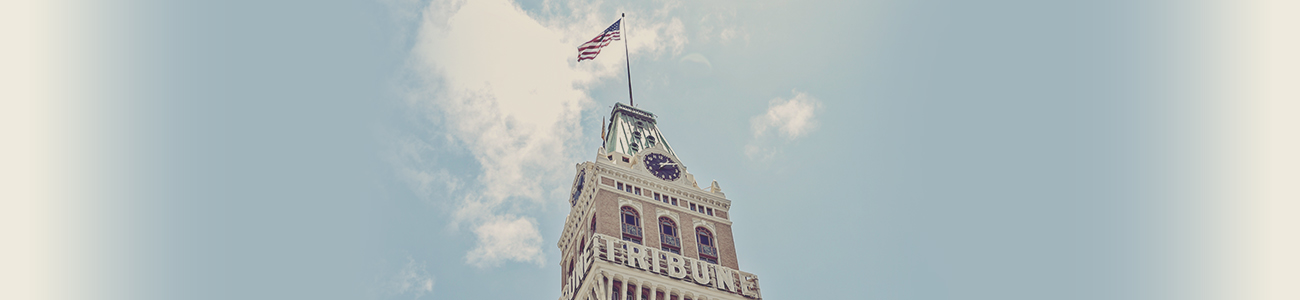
[659,217,680,254]
[621,206,642,244]
[696,227,717,264]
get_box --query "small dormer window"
[629,143,639,153]
[645,136,656,147]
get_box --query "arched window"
[621,207,642,244]
[659,217,680,254]
[696,227,718,264]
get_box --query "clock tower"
[558,103,763,300]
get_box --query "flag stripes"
[577,19,621,62]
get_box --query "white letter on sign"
[690,259,712,286]
[715,265,737,293]
[665,252,686,279]
[739,271,761,298]
[645,248,660,273]
[626,244,648,270]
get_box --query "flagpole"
[622,13,634,106]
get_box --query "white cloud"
[390,0,689,268]
[753,91,822,139]
[746,91,823,160]
[382,256,435,299]
[465,215,545,267]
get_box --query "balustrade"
[622,223,642,238]
[698,244,717,258]
[661,235,680,248]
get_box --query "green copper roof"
[603,103,675,157]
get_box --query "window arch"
[621,206,642,244]
[696,227,718,264]
[659,217,680,254]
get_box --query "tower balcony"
[698,244,717,258]
[661,235,681,249]
[621,223,642,238]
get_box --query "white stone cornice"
[595,161,734,226]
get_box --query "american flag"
[577,19,621,62]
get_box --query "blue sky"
[4,0,1299,300]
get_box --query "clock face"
[643,153,681,181]
[570,170,585,206]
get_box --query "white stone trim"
[585,263,753,300]
[595,161,733,227]
[655,208,680,224]
[618,197,643,214]
[692,218,716,234]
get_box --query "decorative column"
[634,279,643,300]
[605,272,614,300]
[621,277,630,300]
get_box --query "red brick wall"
[597,191,673,250]
[593,188,620,239]
[715,222,738,269]
[680,213,699,259]
[634,199,661,249]
[592,175,741,270]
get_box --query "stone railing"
[561,233,762,300]
[697,244,717,258]
[621,223,642,238]
[661,235,681,248]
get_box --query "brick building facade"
[557,103,762,300]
